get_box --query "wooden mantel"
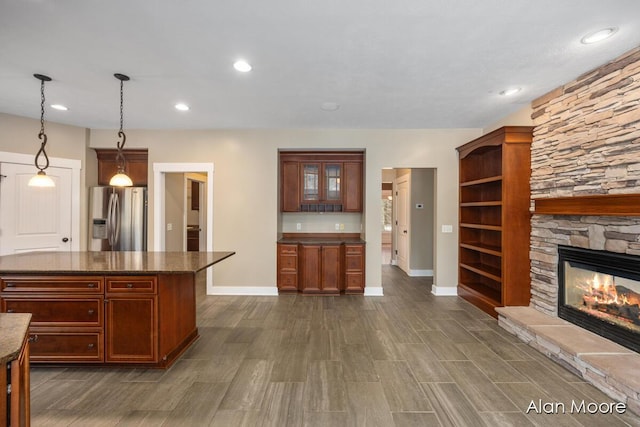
[533,194,640,216]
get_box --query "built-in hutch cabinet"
[456,126,533,317]
[280,151,363,213]
[277,236,365,294]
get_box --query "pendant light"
[109,73,133,187]
[28,74,56,187]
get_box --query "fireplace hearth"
[558,246,640,353]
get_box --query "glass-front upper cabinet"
[302,163,320,201]
[324,163,342,201]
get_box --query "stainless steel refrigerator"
[89,186,147,251]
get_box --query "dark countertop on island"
[0,251,235,274]
[0,313,31,365]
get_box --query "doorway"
[153,163,214,291]
[384,167,435,278]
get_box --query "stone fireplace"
[497,46,640,415]
[558,245,640,353]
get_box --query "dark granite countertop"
[0,313,31,364]
[278,237,366,245]
[0,251,235,274]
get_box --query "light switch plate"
[442,225,453,233]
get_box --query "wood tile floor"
[30,266,640,426]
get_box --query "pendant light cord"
[115,76,127,169]
[34,77,50,172]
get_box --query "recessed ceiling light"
[499,88,521,96]
[174,103,190,111]
[233,60,252,72]
[581,27,618,44]
[321,102,340,111]
[50,104,68,111]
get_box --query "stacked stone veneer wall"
[530,46,640,315]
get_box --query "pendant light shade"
[28,74,56,187]
[109,73,133,187]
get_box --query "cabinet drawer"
[345,254,363,271]
[344,245,364,255]
[278,244,298,255]
[345,273,364,294]
[106,276,157,293]
[1,276,103,293]
[2,296,103,327]
[29,330,103,362]
[279,255,297,270]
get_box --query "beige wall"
[483,105,533,134]
[165,173,185,251]
[89,128,481,290]
[409,168,435,271]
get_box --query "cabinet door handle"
[7,309,15,313]
[6,283,15,287]
[29,334,39,343]
[127,283,134,288]
[87,343,95,349]
[88,283,96,288]
[88,309,95,315]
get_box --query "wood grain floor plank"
[392,411,442,427]
[345,381,396,427]
[304,360,347,412]
[374,360,432,412]
[420,382,488,427]
[441,361,518,412]
[340,344,379,382]
[397,343,453,382]
[219,359,274,411]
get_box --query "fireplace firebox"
[558,246,640,353]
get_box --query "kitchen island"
[0,251,234,368]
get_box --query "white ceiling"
[1,0,640,130]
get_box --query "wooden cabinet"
[277,237,365,294]
[280,152,364,212]
[456,126,533,317]
[277,244,299,293]
[299,244,341,294]
[105,277,157,363]
[344,244,365,294]
[95,148,148,186]
[0,273,195,368]
[1,275,105,363]
[1,316,30,427]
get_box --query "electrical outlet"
[335,223,340,230]
[166,223,173,231]
[340,224,344,230]
[296,223,302,231]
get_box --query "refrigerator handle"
[107,192,115,247]
[112,192,121,247]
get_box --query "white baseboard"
[431,285,458,296]
[408,269,433,277]
[209,286,384,297]
[209,286,279,296]
[364,286,384,296]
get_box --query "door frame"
[0,151,82,251]
[153,163,214,290]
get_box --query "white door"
[0,162,73,255]
[397,178,410,273]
